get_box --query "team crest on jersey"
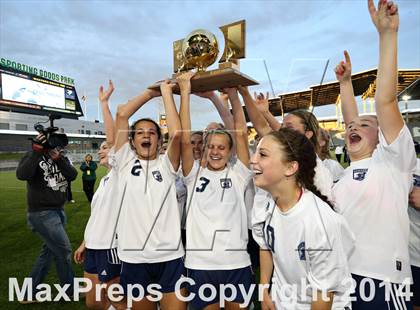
[353,168,368,181]
[297,241,306,260]
[413,174,420,187]
[152,171,163,182]
[220,178,232,189]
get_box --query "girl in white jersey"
[237,87,334,200]
[110,75,189,310]
[252,128,354,310]
[179,84,253,309]
[74,80,121,310]
[332,1,416,308]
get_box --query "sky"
[1,0,419,129]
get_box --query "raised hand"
[98,80,115,103]
[237,85,250,96]
[334,50,352,83]
[254,91,270,113]
[176,71,195,93]
[220,87,238,98]
[160,79,177,94]
[368,0,399,34]
[219,91,229,103]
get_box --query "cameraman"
[16,132,78,301]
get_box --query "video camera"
[33,114,69,149]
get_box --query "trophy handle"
[226,46,235,63]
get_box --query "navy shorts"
[351,274,413,310]
[120,257,185,295]
[187,266,255,309]
[84,248,121,282]
[412,265,420,307]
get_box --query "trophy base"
[149,68,258,94]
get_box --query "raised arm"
[224,88,250,166]
[254,92,281,131]
[98,80,115,146]
[368,0,403,143]
[195,91,234,132]
[114,89,160,152]
[179,72,195,176]
[238,86,272,137]
[334,51,359,126]
[160,79,183,172]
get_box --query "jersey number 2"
[131,160,142,176]
[196,177,210,192]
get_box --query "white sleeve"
[251,190,272,250]
[231,157,253,186]
[377,125,416,173]
[306,215,350,293]
[159,152,177,176]
[314,158,334,201]
[183,160,201,186]
[108,142,135,172]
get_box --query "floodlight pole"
[263,59,276,98]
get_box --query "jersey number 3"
[196,177,210,192]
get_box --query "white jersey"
[409,159,420,268]
[333,126,416,284]
[108,143,184,264]
[244,180,256,230]
[184,160,252,270]
[84,169,119,249]
[253,190,354,309]
[322,158,344,183]
[251,158,333,234]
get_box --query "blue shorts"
[412,265,420,307]
[84,248,121,282]
[351,274,413,310]
[120,257,185,295]
[187,266,255,309]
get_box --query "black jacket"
[16,151,78,212]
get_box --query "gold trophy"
[149,20,258,93]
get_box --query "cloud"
[1,0,419,124]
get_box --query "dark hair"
[129,118,162,141]
[267,128,333,209]
[318,128,331,160]
[204,129,234,150]
[288,110,320,153]
[191,131,203,137]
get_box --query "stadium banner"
[0,57,83,119]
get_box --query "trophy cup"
[149,20,259,93]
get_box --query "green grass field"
[0,165,108,309]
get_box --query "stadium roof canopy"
[398,77,420,101]
[247,68,420,121]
